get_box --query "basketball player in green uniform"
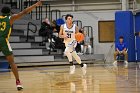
[0,0,42,91]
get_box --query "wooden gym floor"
[0,63,140,93]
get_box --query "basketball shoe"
[82,64,87,75]
[16,80,23,91]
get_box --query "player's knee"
[114,52,116,55]
[7,59,15,66]
[65,49,71,55]
[64,50,69,55]
[123,52,127,55]
[88,45,91,50]
[81,45,83,49]
[114,51,118,56]
[88,45,91,48]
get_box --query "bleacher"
[0,0,105,66]
[0,3,55,65]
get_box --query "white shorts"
[64,40,77,53]
[65,40,77,48]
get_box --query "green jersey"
[0,16,12,39]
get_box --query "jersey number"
[0,22,6,31]
[67,33,71,38]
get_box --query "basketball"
[75,33,84,42]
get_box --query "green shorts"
[0,38,13,56]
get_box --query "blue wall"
[115,11,135,62]
[135,13,140,61]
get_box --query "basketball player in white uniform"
[59,14,87,75]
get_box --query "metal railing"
[1,0,19,8]
[50,9,61,21]
[61,16,83,29]
[45,4,51,20]
[26,22,37,42]
[24,0,43,20]
[50,2,122,11]
[73,20,82,29]
[1,0,51,21]
[50,2,121,7]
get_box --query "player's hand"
[61,33,67,39]
[119,51,122,54]
[59,34,67,39]
[118,51,121,54]
[36,0,42,6]
[64,35,68,39]
[122,50,126,53]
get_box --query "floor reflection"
[0,64,140,93]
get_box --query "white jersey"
[63,23,76,44]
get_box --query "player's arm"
[123,48,127,52]
[116,44,120,53]
[123,44,127,52]
[116,48,120,53]
[75,26,79,34]
[10,0,42,25]
[59,25,66,39]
